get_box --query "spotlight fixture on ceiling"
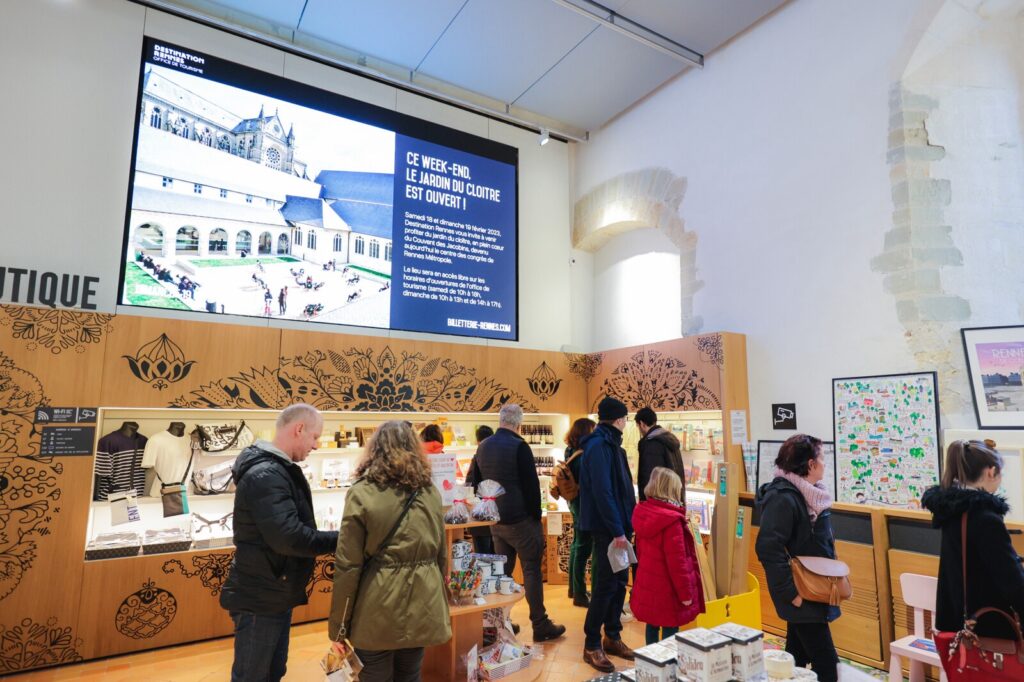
[539,128,550,146]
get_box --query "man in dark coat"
[220,404,339,682]
[579,396,637,673]
[634,407,686,501]
[469,403,565,643]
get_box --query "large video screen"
[120,38,518,340]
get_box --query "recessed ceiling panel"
[183,0,308,28]
[514,25,686,131]
[416,0,597,103]
[620,0,787,55]
[297,0,468,70]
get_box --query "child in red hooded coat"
[631,467,705,644]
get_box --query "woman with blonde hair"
[328,420,451,681]
[630,467,704,644]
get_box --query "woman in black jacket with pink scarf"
[755,434,839,682]
[922,440,1024,640]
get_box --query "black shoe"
[533,620,567,642]
[568,585,574,599]
[573,593,590,608]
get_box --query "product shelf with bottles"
[84,407,571,559]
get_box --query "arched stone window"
[354,236,365,255]
[150,107,162,129]
[369,240,380,259]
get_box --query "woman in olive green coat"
[328,420,451,681]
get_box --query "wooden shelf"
[449,591,523,616]
[445,520,496,531]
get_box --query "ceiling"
[143,0,788,139]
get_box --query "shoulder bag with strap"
[158,448,194,518]
[550,449,583,501]
[788,500,852,607]
[933,512,1024,681]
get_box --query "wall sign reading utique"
[0,265,101,310]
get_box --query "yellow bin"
[685,572,762,631]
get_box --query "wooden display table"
[424,521,536,680]
[424,591,525,681]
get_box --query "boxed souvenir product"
[142,527,192,554]
[711,622,765,680]
[633,642,677,682]
[675,628,733,682]
[85,531,141,560]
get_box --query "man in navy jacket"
[578,396,637,673]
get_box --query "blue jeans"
[645,624,679,645]
[584,532,629,650]
[229,609,292,682]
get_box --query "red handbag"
[933,513,1024,680]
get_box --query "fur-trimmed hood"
[921,485,1009,527]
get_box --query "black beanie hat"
[598,396,628,421]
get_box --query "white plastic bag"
[607,539,637,573]
[471,480,505,521]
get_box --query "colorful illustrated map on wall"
[833,372,941,508]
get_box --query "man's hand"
[792,595,803,607]
[612,535,630,550]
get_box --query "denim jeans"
[786,621,839,682]
[356,646,424,682]
[584,532,629,650]
[491,518,549,629]
[645,624,678,645]
[229,609,292,682]
[568,501,592,597]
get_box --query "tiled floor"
[7,585,891,681]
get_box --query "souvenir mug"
[499,577,515,595]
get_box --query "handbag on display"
[158,449,194,517]
[933,513,1024,681]
[789,555,853,606]
[193,421,255,453]
[191,456,236,495]
[192,512,234,548]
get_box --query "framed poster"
[962,326,1024,429]
[755,440,836,498]
[832,372,941,508]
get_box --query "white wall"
[575,0,936,440]
[592,227,681,349]
[0,0,577,351]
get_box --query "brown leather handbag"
[790,555,853,606]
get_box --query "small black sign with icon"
[772,403,797,430]
[34,407,98,424]
[40,426,96,456]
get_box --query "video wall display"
[120,38,518,340]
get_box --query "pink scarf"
[774,467,832,522]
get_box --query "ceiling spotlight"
[538,128,550,146]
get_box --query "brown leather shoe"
[583,648,615,673]
[602,636,635,660]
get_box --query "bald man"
[220,403,339,682]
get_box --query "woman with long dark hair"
[565,417,596,607]
[754,433,839,682]
[922,440,1024,640]
[328,420,451,682]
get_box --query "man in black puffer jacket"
[220,404,339,682]
[635,407,686,501]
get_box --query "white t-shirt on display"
[141,430,192,496]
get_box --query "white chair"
[888,573,946,682]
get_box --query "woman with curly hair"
[328,420,451,681]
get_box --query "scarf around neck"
[774,467,832,522]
